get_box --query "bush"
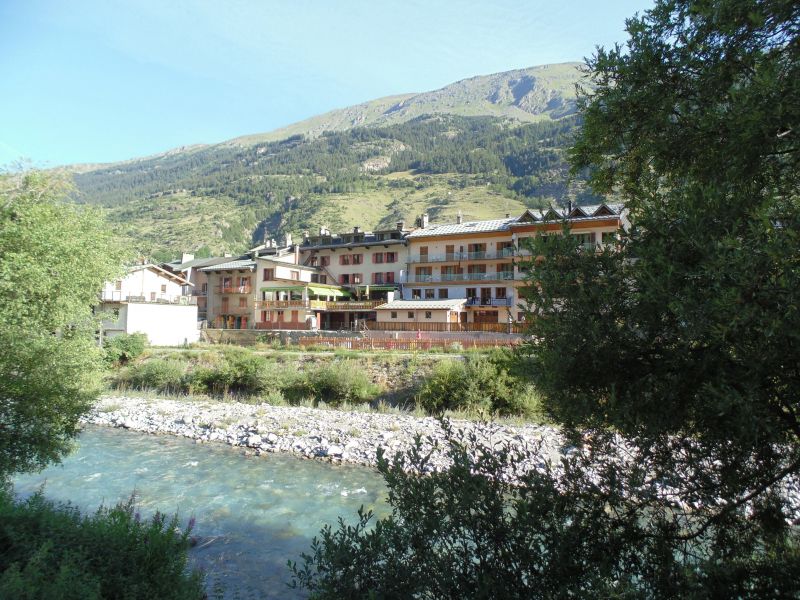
[116,358,185,394]
[285,361,379,407]
[103,333,148,365]
[418,355,541,417]
[0,489,204,599]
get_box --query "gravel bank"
[83,396,564,474]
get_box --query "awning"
[260,285,350,298]
[307,285,349,298]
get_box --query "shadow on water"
[13,425,389,600]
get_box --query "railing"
[365,321,524,334]
[100,291,197,305]
[255,300,383,311]
[406,271,516,284]
[191,289,208,297]
[216,285,252,294]
[298,337,521,350]
[465,298,514,307]
[408,248,516,263]
[256,321,311,330]
[217,305,251,315]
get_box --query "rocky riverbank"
[83,396,564,474]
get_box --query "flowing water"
[13,425,390,599]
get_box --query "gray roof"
[167,256,231,270]
[376,299,467,311]
[405,218,517,239]
[199,259,256,272]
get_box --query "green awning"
[308,285,349,298]
[358,285,398,291]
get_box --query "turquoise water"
[13,425,389,599]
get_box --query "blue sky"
[0,0,651,166]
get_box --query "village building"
[99,264,199,345]
[162,253,232,321]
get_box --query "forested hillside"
[70,63,599,261]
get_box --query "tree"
[291,1,800,596]
[0,171,126,478]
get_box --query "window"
[352,254,363,265]
[161,284,167,293]
[439,288,448,299]
[385,272,395,283]
[373,253,384,264]
[445,244,455,260]
[321,256,330,267]
[352,273,363,284]
[391,311,397,319]
[425,289,435,299]
[263,268,274,281]
[496,287,507,299]
[372,273,384,284]
[385,252,396,263]
[201,283,208,294]
[340,254,351,265]
[309,256,318,266]
[239,276,250,288]
[425,311,432,319]
[319,275,327,284]
[238,297,247,308]
[466,288,477,300]
[114,280,122,291]
[411,289,421,299]
[290,270,300,281]
[573,233,594,248]
[408,311,414,319]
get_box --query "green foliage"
[117,359,186,394]
[0,488,204,599]
[418,354,541,417]
[0,171,126,479]
[103,333,148,365]
[290,426,800,598]
[300,361,380,407]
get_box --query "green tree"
[0,171,126,478]
[291,1,800,596]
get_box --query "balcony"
[408,248,516,263]
[191,289,208,297]
[256,300,383,311]
[100,291,197,305]
[218,304,251,315]
[466,297,513,307]
[406,271,517,284]
[216,285,252,294]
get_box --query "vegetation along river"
[13,425,390,599]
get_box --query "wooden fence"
[364,320,524,334]
[297,336,521,351]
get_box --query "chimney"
[568,200,573,214]
[422,213,429,228]
[181,252,194,263]
[284,232,293,247]
[396,220,405,231]
[303,231,309,242]
[456,211,463,225]
[353,226,361,234]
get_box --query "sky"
[0,0,652,167]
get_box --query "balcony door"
[480,288,492,306]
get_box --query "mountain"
[69,62,596,261]
[229,62,583,146]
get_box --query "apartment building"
[162,253,232,320]
[373,205,625,331]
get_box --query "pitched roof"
[127,264,193,286]
[375,299,467,311]
[405,217,517,239]
[167,256,231,270]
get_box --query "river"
[12,425,390,599]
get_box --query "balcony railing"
[256,321,312,331]
[365,321,524,334]
[216,285,252,294]
[100,291,197,305]
[466,298,514,307]
[256,300,383,311]
[191,289,208,297]
[408,248,516,263]
[218,305,251,315]
[406,271,516,284]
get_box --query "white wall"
[102,267,184,302]
[125,303,199,345]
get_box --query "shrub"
[116,358,185,393]
[103,333,148,365]
[0,489,204,599]
[418,355,538,417]
[285,361,379,407]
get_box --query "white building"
[99,264,199,346]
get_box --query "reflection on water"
[13,425,389,599]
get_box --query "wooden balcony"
[255,300,382,311]
[216,285,252,294]
[255,321,312,330]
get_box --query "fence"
[364,321,524,334]
[297,337,521,351]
